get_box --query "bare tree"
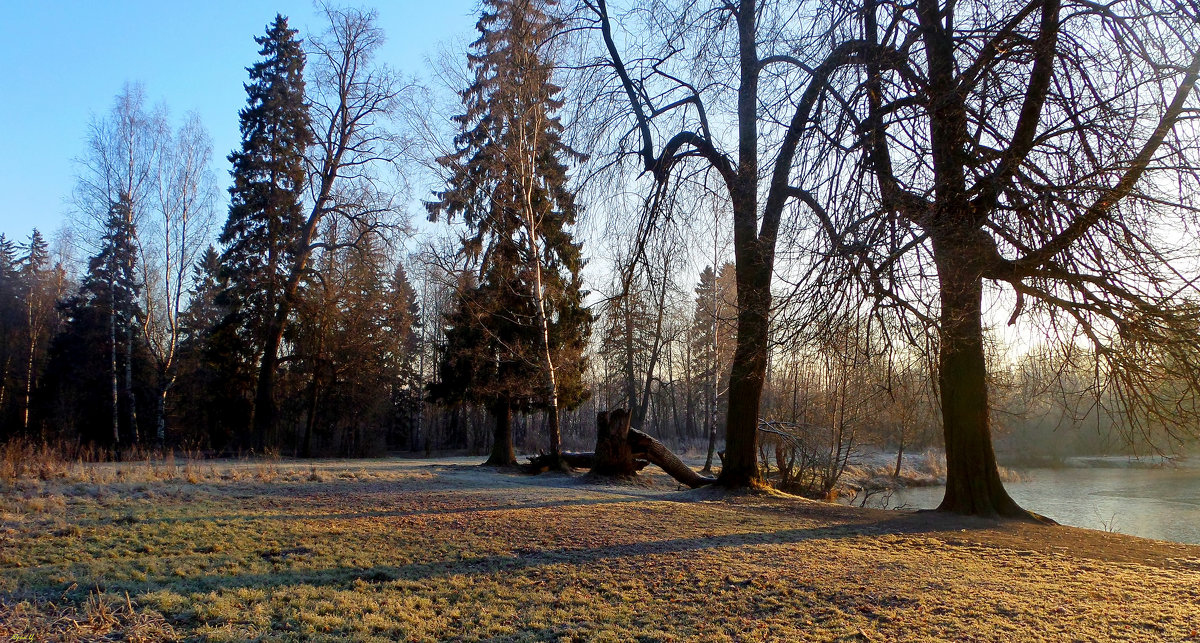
[73,83,166,234]
[579,0,869,486]
[251,4,408,444]
[143,115,218,444]
[73,84,168,444]
[826,0,1200,516]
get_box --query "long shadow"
[113,494,659,527]
[65,515,936,599]
[90,470,711,527]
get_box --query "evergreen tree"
[179,247,224,347]
[175,246,241,450]
[217,14,312,450]
[43,198,147,445]
[16,230,68,438]
[428,0,590,465]
[385,263,423,451]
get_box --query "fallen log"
[524,409,713,488]
[626,425,714,488]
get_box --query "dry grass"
[2,457,1200,641]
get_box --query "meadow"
[2,451,1199,641]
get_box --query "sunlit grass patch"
[2,457,1199,641]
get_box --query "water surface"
[880,465,1200,545]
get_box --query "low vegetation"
[3,456,1199,641]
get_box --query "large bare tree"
[251,5,408,445]
[144,115,217,444]
[579,0,868,485]
[824,0,1200,516]
[75,84,217,445]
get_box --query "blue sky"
[0,1,479,245]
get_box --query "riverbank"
[3,457,1199,641]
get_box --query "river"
[876,462,1200,545]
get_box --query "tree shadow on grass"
[100,468,726,527]
[105,493,666,527]
[80,514,945,598]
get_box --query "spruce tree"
[176,247,241,450]
[44,197,144,445]
[385,263,422,451]
[18,230,67,437]
[217,14,312,450]
[428,0,590,464]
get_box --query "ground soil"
[2,457,1198,641]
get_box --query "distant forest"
[3,0,1200,515]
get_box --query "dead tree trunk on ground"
[526,408,713,488]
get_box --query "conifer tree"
[44,197,144,445]
[18,230,68,437]
[175,246,240,449]
[217,14,312,449]
[385,263,422,451]
[94,197,142,444]
[428,0,590,465]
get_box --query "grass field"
[2,456,1200,641]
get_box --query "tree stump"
[592,409,638,476]
[523,409,713,488]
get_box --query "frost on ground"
[2,457,1199,642]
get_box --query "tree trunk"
[629,426,713,488]
[125,324,138,443]
[302,374,319,458]
[155,382,169,447]
[0,355,10,418]
[634,272,669,429]
[253,317,283,452]
[701,264,720,474]
[484,399,516,466]
[22,300,37,434]
[933,243,1028,518]
[718,248,770,487]
[531,408,712,488]
[110,288,119,446]
[525,221,563,458]
[623,298,638,412]
[702,422,718,473]
[592,409,636,476]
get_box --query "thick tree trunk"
[713,0,773,489]
[484,400,516,467]
[718,253,770,488]
[253,318,283,451]
[934,244,1029,518]
[592,409,636,476]
[629,426,712,488]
